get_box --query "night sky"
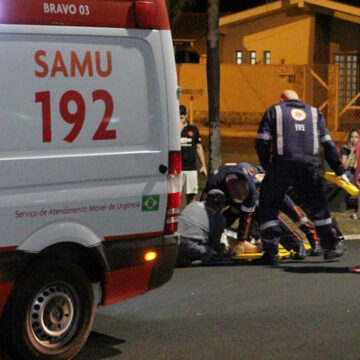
[186,0,360,12]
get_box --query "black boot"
[323,245,344,260]
[293,242,307,260]
[309,243,322,256]
[253,252,280,266]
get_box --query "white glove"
[340,174,350,184]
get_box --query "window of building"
[250,51,257,65]
[236,51,243,64]
[264,51,271,64]
[334,54,358,109]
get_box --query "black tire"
[4,259,95,360]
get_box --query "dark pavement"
[75,240,360,360]
[1,242,360,359]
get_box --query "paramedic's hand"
[340,174,350,184]
[200,166,208,177]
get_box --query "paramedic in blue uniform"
[255,90,348,265]
[201,164,258,243]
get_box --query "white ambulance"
[0,0,181,359]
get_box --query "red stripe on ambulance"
[103,263,153,305]
[0,282,14,314]
[0,0,170,30]
[0,246,17,252]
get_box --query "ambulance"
[0,0,181,358]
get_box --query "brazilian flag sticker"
[142,195,160,212]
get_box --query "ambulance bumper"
[101,233,179,305]
[148,233,179,290]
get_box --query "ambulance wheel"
[5,259,95,360]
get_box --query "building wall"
[221,9,314,65]
[178,64,300,125]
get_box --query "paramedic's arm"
[255,109,273,171]
[208,212,227,248]
[196,143,208,176]
[237,207,254,242]
[318,112,345,176]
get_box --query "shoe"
[336,235,347,251]
[323,247,344,260]
[176,256,193,268]
[309,243,322,256]
[293,243,307,260]
[252,253,280,266]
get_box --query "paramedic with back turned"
[255,90,348,265]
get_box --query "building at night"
[174,0,360,133]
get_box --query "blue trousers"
[259,161,336,257]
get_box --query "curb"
[344,235,360,241]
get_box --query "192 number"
[35,90,116,143]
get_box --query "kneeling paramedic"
[177,189,227,266]
[201,164,257,248]
[255,89,348,265]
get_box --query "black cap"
[179,105,187,116]
[206,189,226,206]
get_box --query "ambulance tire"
[5,259,95,360]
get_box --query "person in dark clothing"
[255,89,348,265]
[340,129,358,184]
[239,162,319,257]
[180,105,207,204]
[201,164,257,244]
[177,189,227,266]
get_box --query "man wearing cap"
[201,163,258,247]
[177,189,227,266]
[255,89,348,265]
[180,104,207,204]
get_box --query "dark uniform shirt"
[255,99,344,176]
[181,124,201,171]
[202,164,258,239]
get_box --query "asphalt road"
[75,240,360,360]
[1,241,360,359]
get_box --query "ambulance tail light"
[164,151,181,235]
[134,1,157,29]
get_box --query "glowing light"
[144,251,157,262]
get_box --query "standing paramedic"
[255,89,348,265]
[180,105,207,204]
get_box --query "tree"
[166,0,195,26]
[206,0,221,171]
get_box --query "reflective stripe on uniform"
[241,205,256,213]
[314,218,332,226]
[275,105,283,155]
[320,134,332,143]
[311,107,319,155]
[296,216,310,226]
[260,220,279,231]
[256,133,272,140]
